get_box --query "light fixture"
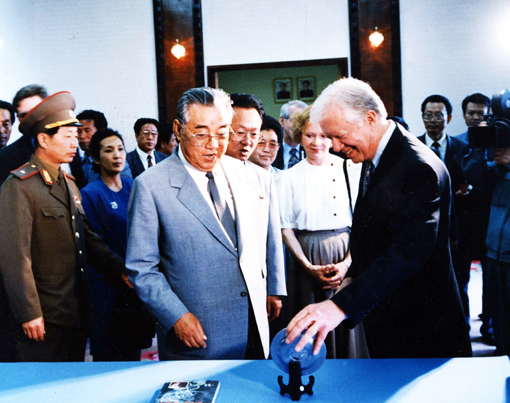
[369,27,384,47]
[171,39,185,59]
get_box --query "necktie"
[431,142,441,160]
[288,147,299,169]
[57,170,70,204]
[147,155,153,167]
[206,171,237,247]
[362,161,374,196]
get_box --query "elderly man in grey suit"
[126,87,286,360]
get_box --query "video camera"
[468,89,510,149]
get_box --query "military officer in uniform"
[0,92,131,362]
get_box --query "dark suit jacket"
[126,149,168,179]
[417,134,470,242]
[417,134,468,193]
[333,126,472,358]
[272,144,306,170]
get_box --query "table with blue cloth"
[0,357,508,402]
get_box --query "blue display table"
[0,357,508,402]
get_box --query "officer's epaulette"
[10,163,40,181]
[64,172,76,181]
[10,163,55,185]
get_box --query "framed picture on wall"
[298,77,316,101]
[274,78,292,103]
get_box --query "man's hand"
[494,148,510,167]
[121,272,134,289]
[173,312,207,349]
[267,295,282,323]
[285,300,346,355]
[22,316,45,341]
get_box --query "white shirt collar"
[424,132,446,147]
[136,147,155,170]
[424,132,447,160]
[372,120,395,169]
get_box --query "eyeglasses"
[180,122,230,146]
[422,113,445,122]
[231,130,260,143]
[256,139,280,150]
[140,130,159,138]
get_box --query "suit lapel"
[222,160,248,255]
[444,135,454,163]
[133,152,145,176]
[363,127,403,200]
[169,154,237,256]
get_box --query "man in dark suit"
[417,95,471,326]
[286,78,471,358]
[0,92,129,362]
[272,100,307,170]
[126,117,168,178]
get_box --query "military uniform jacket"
[0,155,125,330]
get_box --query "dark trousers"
[244,300,264,359]
[452,243,472,322]
[16,323,86,362]
[488,258,510,355]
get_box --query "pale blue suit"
[126,151,286,360]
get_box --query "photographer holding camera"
[462,89,510,356]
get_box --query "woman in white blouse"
[276,106,367,358]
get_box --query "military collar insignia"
[41,169,53,185]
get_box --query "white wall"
[202,0,350,73]
[0,0,41,136]
[401,0,510,136]
[0,0,158,151]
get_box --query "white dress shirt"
[276,154,361,231]
[424,132,447,161]
[178,147,236,221]
[136,147,156,171]
[372,120,395,169]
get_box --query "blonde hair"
[291,105,312,144]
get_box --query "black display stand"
[278,360,315,401]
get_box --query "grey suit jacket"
[126,152,286,360]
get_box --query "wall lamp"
[171,39,186,59]
[369,27,384,47]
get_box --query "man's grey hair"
[279,100,308,120]
[311,77,387,124]
[176,87,233,125]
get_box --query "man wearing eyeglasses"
[225,93,265,162]
[249,114,283,177]
[418,94,471,327]
[126,87,286,360]
[126,117,168,179]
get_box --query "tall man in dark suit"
[0,92,130,362]
[456,93,494,342]
[417,95,471,326]
[286,78,472,358]
[272,100,307,170]
[126,118,168,178]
